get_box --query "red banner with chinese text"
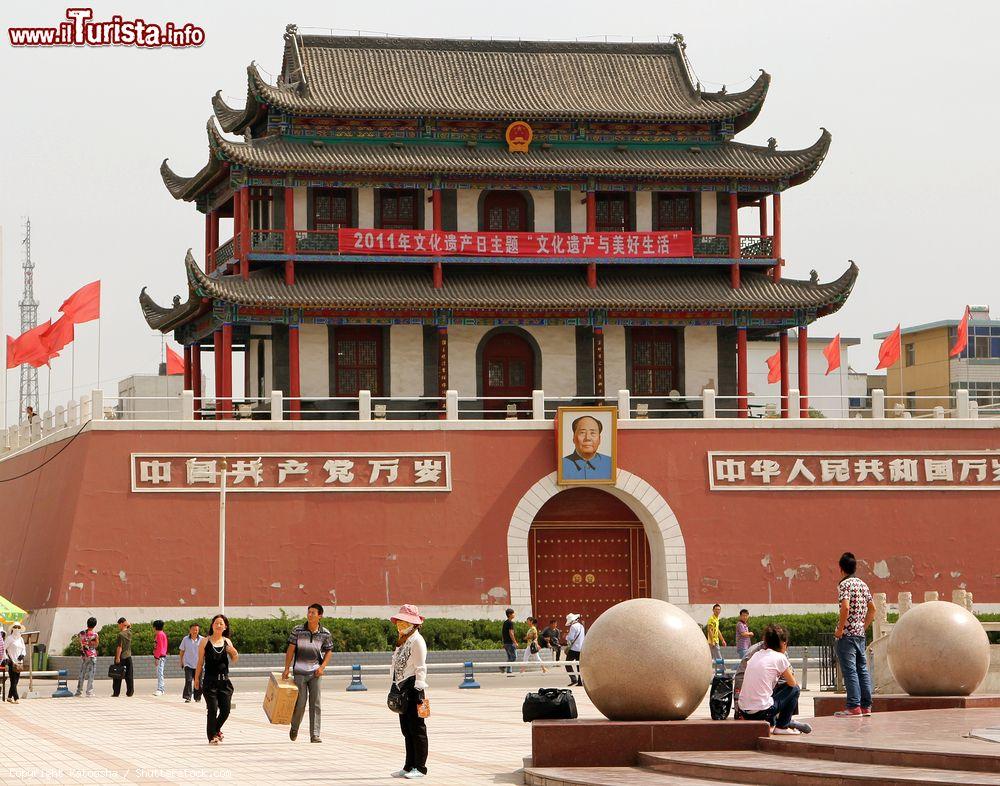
[337,229,694,258]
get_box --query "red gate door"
[530,527,650,625]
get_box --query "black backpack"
[522,688,579,722]
[710,674,734,720]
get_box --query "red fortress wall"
[1,424,998,646]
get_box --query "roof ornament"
[243,125,253,141]
[809,270,819,285]
[283,23,298,41]
[172,295,181,307]
[669,33,686,50]
[718,85,727,95]
[767,137,777,150]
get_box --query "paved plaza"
[3,671,814,785]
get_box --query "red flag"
[876,324,902,370]
[950,306,970,357]
[12,320,54,368]
[823,334,841,376]
[765,349,782,384]
[5,335,18,369]
[59,280,101,324]
[42,316,75,355]
[166,346,185,375]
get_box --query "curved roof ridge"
[139,263,204,331]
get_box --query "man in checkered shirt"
[833,552,876,717]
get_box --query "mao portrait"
[556,406,618,485]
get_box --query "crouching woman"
[736,624,811,735]
[390,605,429,779]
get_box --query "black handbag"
[710,674,734,720]
[522,688,578,722]
[108,662,125,679]
[530,642,539,654]
[387,677,413,714]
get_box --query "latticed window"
[379,190,419,229]
[595,193,631,232]
[631,328,678,395]
[313,188,353,230]
[334,327,382,396]
[656,194,694,230]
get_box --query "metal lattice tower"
[18,217,39,417]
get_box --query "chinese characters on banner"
[338,228,695,258]
[131,453,451,492]
[708,452,1000,491]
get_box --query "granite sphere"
[579,598,713,720]
[887,600,990,696]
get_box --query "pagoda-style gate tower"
[143,28,855,419]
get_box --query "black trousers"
[111,656,134,697]
[564,649,581,680]
[203,680,234,741]
[550,645,562,662]
[183,666,202,701]
[398,683,428,774]
[6,660,20,700]
[739,683,801,728]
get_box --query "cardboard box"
[263,672,298,725]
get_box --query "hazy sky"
[2,0,998,423]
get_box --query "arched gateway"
[507,470,688,617]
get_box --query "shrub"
[62,615,529,656]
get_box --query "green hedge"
[62,614,531,656]
[66,610,997,655]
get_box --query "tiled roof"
[173,251,856,314]
[212,35,770,131]
[161,121,830,201]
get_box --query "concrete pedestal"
[813,693,1000,717]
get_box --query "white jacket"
[6,634,26,663]
[392,631,428,691]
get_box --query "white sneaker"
[772,727,801,735]
[390,771,408,778]
[403,771,426,780]
[152,690,164,697]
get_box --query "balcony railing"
[219,231,775,262]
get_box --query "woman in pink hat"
[390,604,429,780]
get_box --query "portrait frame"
[556,405,618,486]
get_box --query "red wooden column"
[191,343,202,420]
[593,326,605,398]
[213,329,224,419]
[283,186,295,286]
[183,345,193,391]
[772,192,782,282]
[432,188,443,288]
[240,188,251,280]
[729,191,740,289]
[798,323,809,417]
[221,323,234,419]
[210,209,219,269]
[231,193,240,277]
[779,329,790,418]
[437,326,448,416]
[758,198,768,237]
[288,324,301,420]
[737,325,748,418]
[586,190,597,288]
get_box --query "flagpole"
[47,364,51,412]
[97,316,102,394]
[72,341,75,400]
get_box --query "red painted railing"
[216,231,775,261]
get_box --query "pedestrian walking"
[564,613,585,687]
[75,617,99,697]
[194,614,239,744]
[833,551,875,717]
[706,604,727,662]
[735,609,754,659]
[500,608,519,676]
[540,618,562,662]
[520,617,548,674]
[152,619,168,697]
[178,623,203,703]
[283,603,334,743]
[5,623,26,703]
[389,604,429,780]
[111,617,134,698]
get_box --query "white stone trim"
[506,470,689,613]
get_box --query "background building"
[875,305,999,414]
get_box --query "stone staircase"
[524,721,1000,786]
